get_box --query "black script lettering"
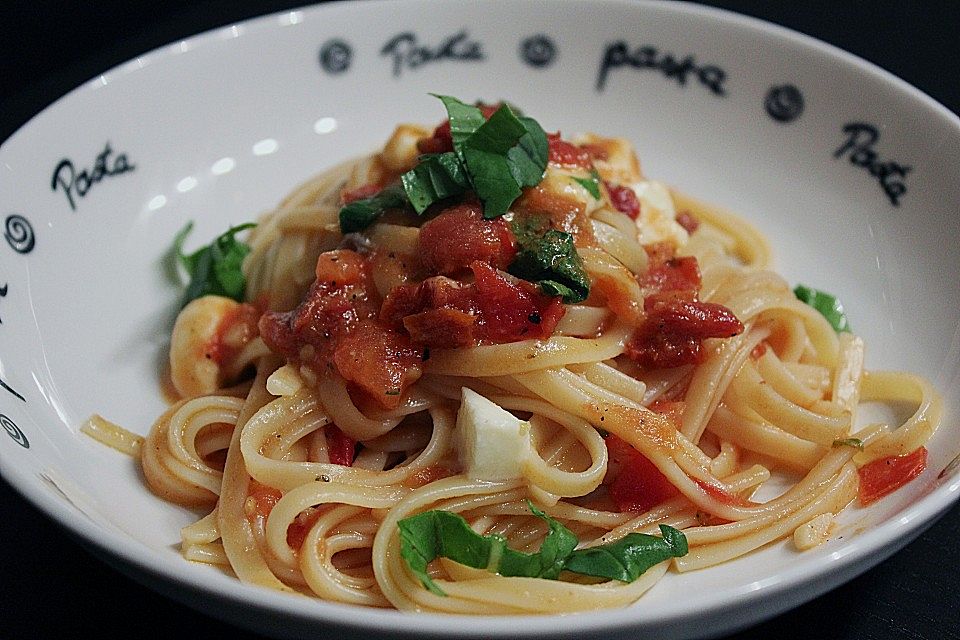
[834,123,911,206]
[381,30,484,77]
[597,40,726,96]
[51,142,136,211]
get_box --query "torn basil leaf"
[509,228,591,303]
[563,525,688,583]
[397,502,687,596]
[338,184,408,233]
[573,169,602,200]
[794,284,851,333]
[414,95,548,219]
[174,221,256,307]
[401,153,470,214]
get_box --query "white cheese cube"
[456,388,530,481]
[630,180,690,248]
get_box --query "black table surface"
[1,1,958,638]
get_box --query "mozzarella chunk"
[456,387,531,481]
[630,180,690,248]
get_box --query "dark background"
[1,1,958,639]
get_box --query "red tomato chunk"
[259,250,422,409]
[604,434,680,513]
[858,447,928,505]
[606,181,641,220]
[417,202,517,275]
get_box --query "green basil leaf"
[434,94,486,149]
[338,184,408,233]
[174,222,256,307]
[398,505,686,596]
[401,153,469,214]
[429,95,549,220]
[794,284,851,333]
[497,503,579,580]
[461,148,522,219]
[509,228,591,303]
[573,169,602,200]
[463,104,529,155]
[507,116,549,188]
[397,501,577,596]
[562,525,688,583]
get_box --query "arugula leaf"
[339,184,408,233]
[509,228,591,303]
[397,502,686,596]
[174,221,256,307]
[794,284,851,333]
[573,169,602,200]
[563,525,688,582]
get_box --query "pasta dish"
[85,96,942,614]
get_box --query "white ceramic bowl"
[1,1,958,638]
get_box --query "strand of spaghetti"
[707,404,825,471]
[166,396,244,476]
[80,414,143,456]
[141,399,224,506]
[729,364,850,445]
[216,356,296,593]
[314,374,404,439]
[675,462,859,572]
[300,506,391,607]
[671,189,772,269]
[594,464,769,544]
[856,370,943,463]
[680,325,767,443]
[424,322,631,377]
[242,399,454,491]
[265,483,408,571]
[590,218,647,275]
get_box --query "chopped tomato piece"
[340,183,382,204]
[638,256,701,298]
[324,425,357,466]
[418,202,517,275]
[547,132,593,167]
[605,181,641,220]
[626,298,743,368]
[247,480,282,519]
[675,210,700,234]
[332,320,423,409]
[403,307,477,348]
[286,506,326,551]
[471,261,563,342]
[604,435,680,513]
[858,447,928,505]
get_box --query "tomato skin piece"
[606,181,641,220]
[858,447,928,506]
[604,435,680,513]
[325,425,357,467]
